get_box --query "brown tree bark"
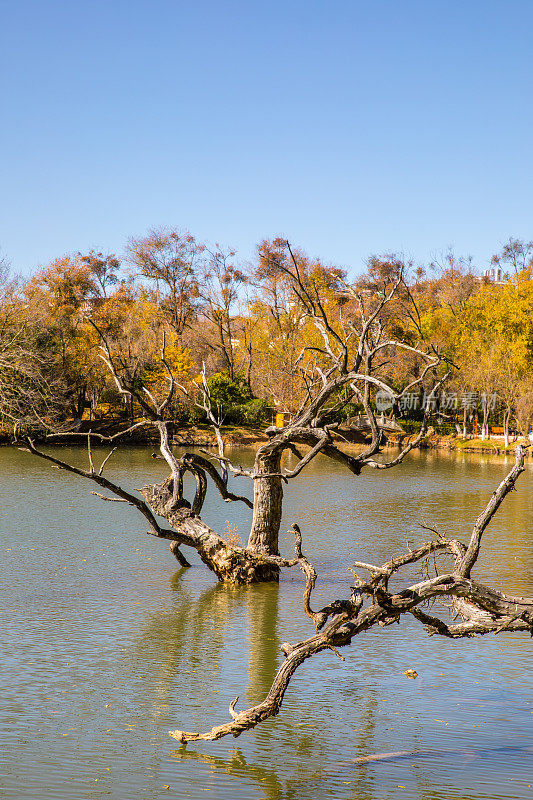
[247,444,283,555]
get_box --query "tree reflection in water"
[126,570,416,799]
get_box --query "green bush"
[433,421,457,435]
[196,372,270,426]
[206,371,253,406]
[322,402,364,424]
[401,418,456,435]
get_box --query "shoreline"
[386,431,531,456]
[3,422,530,457]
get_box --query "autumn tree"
[126,227,203,343]
[514,377,533,440]
[84,277,199,425]
[0,258,66,435]
[247,239,348,414]
[454,267,533,441]
[20,254,108,422]
[198,245,248,381]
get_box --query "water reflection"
[170,748,285,800]
[128,572,250,723]
[246,583,280,705]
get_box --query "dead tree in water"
[25,246,448,584]
[168,445,532,743]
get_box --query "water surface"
[1,445,532,799]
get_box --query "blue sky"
[1,0,532,278]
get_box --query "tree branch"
[457,445,526,577]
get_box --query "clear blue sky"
[1,0,532,278]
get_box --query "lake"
[1,444,532,799]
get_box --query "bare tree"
[25,244,532,745]
[198,245,248,381]
[491,237,533,277]
[25,243,450,584]
[78,250,121,298]
[168,445,531,743]
[515,377,533,441]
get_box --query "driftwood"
[352,745,533,764]
[168,446,532,742]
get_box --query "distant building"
[482,267,508,284]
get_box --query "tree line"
[1,230,532,443]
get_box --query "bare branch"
[363,373,449,470]
[22,439,195,557]
[198,448,255,481]
[98,447,118,476]
[458,445,526,577]
[180,452,253,508]
[87,433,94,474]
[91,491,129,503]
[46,420,151,442]
[158,330,176,415]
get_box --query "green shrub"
[206,372,253,406]
[401,418,456,435]
[194,372,270,426]
[322,402,364,424]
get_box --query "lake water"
[1,445,532,800]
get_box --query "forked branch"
[22,438,193,566]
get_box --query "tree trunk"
[247,445,283,555]
[503,407,511,447]
[76,387,86,419]
[480,407,489,440]
[143,479,280,583]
